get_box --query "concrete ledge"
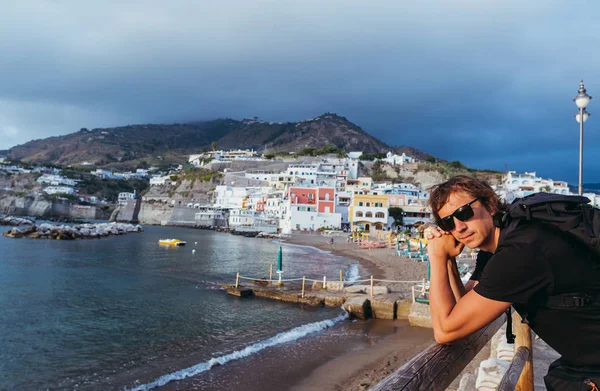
[343,297,372,320]
[225,286,254,297]
[396,299,413,320]
[344,285,390,295]
[298,295,324,306]
[323,293,347,307]
[371,296,397,320]
[408,301,432,328]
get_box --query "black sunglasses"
[437,199,478,232]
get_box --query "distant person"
[328,238,334,245]
[425,175,600,390]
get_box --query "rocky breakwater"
[0,216,34,226]
[2,222,143,240]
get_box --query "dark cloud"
[0,1,599,183]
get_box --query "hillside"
[7,113,430,167]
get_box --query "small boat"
[158,239,187,246]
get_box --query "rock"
[396,299,413,320]
[371,297,397,319]
[2,222,144,241]
[408,302,432,328]
[343,297,372,320]
[225,286,254,297]
[344,285,366,294]
[298,295,324,306]
[324,294,347,307]
[344,284,390,295]
[324,281,345,292]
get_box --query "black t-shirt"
[473,221,600,367]
[470,251,492,281]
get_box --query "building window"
[366,202,371,207]
[375,212,385,218]
[356,211,363,217]
[366,212,373,218]
[358,202,363,206]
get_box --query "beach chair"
[412,281,430,304]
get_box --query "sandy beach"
[281,232,436,391]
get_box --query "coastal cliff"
[0,193,112,220]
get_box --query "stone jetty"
[2,222,143,240]
[225,282,415,321]
[0,216,34,226]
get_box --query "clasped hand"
[425,226,464,261]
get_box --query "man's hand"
[425,226,464,261]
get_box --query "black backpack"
[496,192,600,258]
[496,192,600,327]
[494,193,600,343]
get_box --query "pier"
[225,272,427,322]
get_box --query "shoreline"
[280,232,434,391]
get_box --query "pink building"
[282,186,341,233]
[288,187,335,213]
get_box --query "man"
[426,175,600,390]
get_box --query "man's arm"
[463,279,478,292]
[429,256,510,343]
[447,258,466,301]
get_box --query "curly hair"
[428,175,506,222]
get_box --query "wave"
[344,264,360,283]
[127,312,349,391]
[275,240,333,255]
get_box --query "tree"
[388,207,405,227]
[211,141,217,152]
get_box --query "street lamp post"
[574,80,592,196]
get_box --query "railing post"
[235,272,240,288]
[269,264,273,282]
[513,310,534,391]
[323,276,326,290]
[340,269,343,282]
[302,276,305,298]
[370,275,374,299]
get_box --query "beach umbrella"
[277,246,283,272]
[427,260,431,281]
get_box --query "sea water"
[0,226,361,390]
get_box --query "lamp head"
[574,80,592,109]
[575,110,591,124]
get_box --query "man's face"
[437,190,496,251]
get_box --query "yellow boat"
[158,239,187,246]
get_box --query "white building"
[214,185,246,209]
[280,187,341,234]
[44,186,75,195]
[36,174,76,187]
[228,209,257,227]
[149,175,172,186]
[118,192,137,200]
[382,151,416,166]
[500,171,573,202]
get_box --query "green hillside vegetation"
[170,167,223,186]
[61,167,149,201]
[418,159,502,180]
[297,145,347,157]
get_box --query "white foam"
[344,264,360,283]
[127,312,348,391]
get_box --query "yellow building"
[348,193,389,231]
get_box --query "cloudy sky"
[1,1,599,183]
